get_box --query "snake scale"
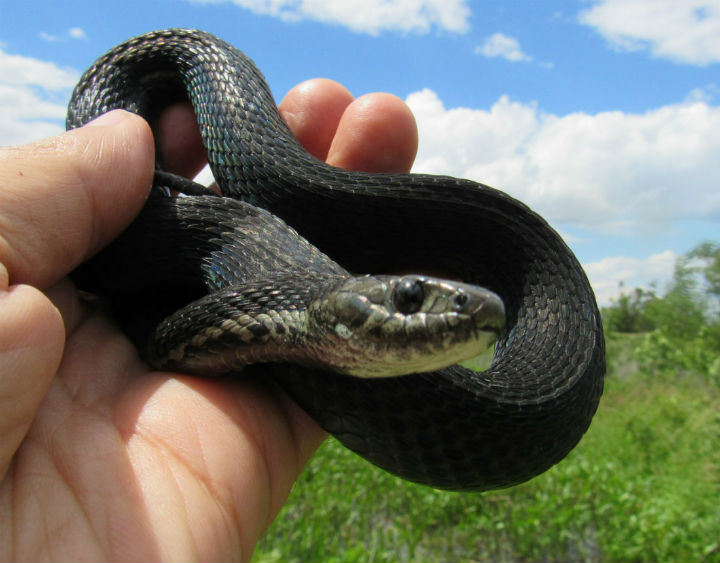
[67,29,605,491]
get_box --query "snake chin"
[335,328,501,379]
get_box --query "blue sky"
[1,0,719,304]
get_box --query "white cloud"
[68,27,87,40]
[406,88,720,231]
[584,250,678,306]
[0,49,77,90]
[39,27,88,43]
[579,0,720,66]
[189,0,471,35]
[0,49,77,146]
[475,32,532,62]
[686,83,720,103]
[39,32,59,42]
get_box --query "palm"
[4,281,321,560]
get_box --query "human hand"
[0,79,417,561]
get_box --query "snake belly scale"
[67,29,605,491]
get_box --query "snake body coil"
[68,29,605,491]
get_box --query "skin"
[0,80,418,561]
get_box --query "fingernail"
[85,110,130,128]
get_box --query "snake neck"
[147,273,349,375]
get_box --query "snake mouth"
[471,292,506,336]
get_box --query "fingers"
[0,266,64,477]
[155,103,208,179]
[279,79,354,161]
[0,110,154,289]
[152,80,419,183]
[0,84,415,290]
[280,79,418,173]
[327,92,418,173]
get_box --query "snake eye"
[393,278,425,315]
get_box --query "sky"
[1,0,719,305]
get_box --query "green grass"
[252,334,720,562]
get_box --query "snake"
[67,29,605,491]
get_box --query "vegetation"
[252,242,720,563]
[603,241,720,384]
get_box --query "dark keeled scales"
[68,29,605,491]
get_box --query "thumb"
[0,110,154,289]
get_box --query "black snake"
[67,29,605,491]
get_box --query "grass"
[252,333,720,562]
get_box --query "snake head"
[308,275,505,378]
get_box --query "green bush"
[636,325,720,384]
[604,241,720,384]
[253,373,720,562]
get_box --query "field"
[252,333,720,562]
